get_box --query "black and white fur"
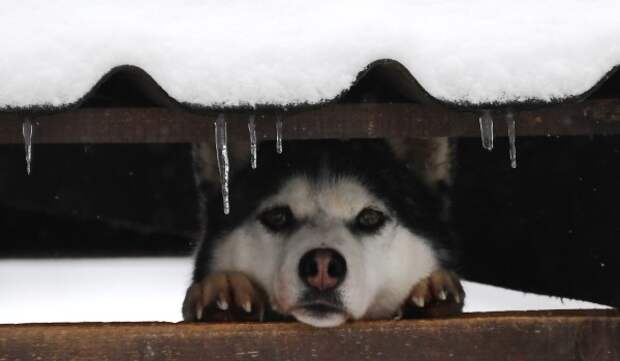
[183,139,464,327]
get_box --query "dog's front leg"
[401,269,465,318]
[182,271,267,322]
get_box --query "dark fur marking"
[192,139,456,283]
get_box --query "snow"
[1,1,619,109]
[0,257,609,323]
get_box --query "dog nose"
[298,248,347,291]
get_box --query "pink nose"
[298,248,347,291]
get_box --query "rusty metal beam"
[0,99,619,144]
[0,310,618,361]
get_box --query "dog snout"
[298,248,347,291]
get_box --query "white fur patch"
[207,175,439,327]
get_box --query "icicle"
[22,118,33,175]
[276,114,283,154]
[214,114,230,215]
[506,111,517,169]
[478,110,493,151]
[248,114,257,169]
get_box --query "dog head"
[201,139,453,327]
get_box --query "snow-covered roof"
[1,1,620,111]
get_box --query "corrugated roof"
[1,1,619,112]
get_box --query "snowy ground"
[0,257,609,324]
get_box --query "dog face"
[197,140,452,327]
[210,174,440,327]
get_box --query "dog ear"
[388,137,454,191]
[194,138,453,191]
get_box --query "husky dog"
[183,139,464,327]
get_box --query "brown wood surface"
[0,310,618,361]
[0,99,619,144]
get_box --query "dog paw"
[182,271,267,322]
[403,269,465,318]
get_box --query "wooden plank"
[0,99,619,144]
[0,310,618,361]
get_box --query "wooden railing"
[1,310,618,360]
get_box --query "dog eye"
[354,208,386,232]
[258,206,295,232]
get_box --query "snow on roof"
[1,0,619,111]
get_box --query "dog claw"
[243,301,252,313]
[438,290,447,301]
[454,294,461,304]
[393,308,403,320]
[196,305,203,320]
[216,299,229,311]
[405,269,465,317]
[182,271,267,322]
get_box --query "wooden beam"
[0,99,619,144]
[0,310,618,361]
